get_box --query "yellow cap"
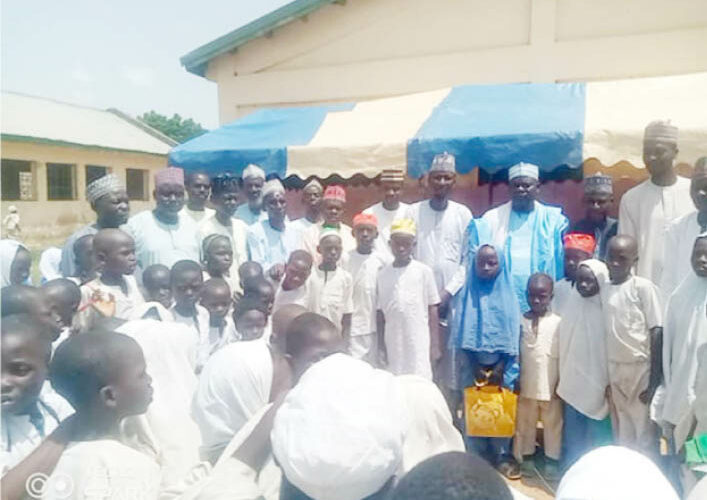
[390,218,416,236]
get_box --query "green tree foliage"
[139,111,207,143]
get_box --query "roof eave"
[181,0,338,77]
[1,134,170,157]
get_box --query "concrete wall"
[1,140,166,248]
[204,0,707,124]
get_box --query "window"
[46,163,76,200]
[126,168,148,201]
[1,159,34,200]
[85,165,108,188]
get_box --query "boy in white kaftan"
[272,250,318,313]
[603,235,662,452]
[169,260,212,371]
[301,185,356,267]
[75,229,144,333]
[514,274,562,474]
[377,219,440,380]
[344,213,387,365]
[43,332,158,500]
[311,229,353,335]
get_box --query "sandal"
[496,456,521,480]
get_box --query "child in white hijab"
[557,259,611,469]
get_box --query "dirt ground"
[506,476,555,499]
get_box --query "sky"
[2,0,291,129]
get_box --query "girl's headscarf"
[451,219,520,355]
[557,259,610,420]
[0,239,29,287]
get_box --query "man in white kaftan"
[126,168,200,269]
[656,235,707,451]
[618,120,694,285]
[363,169,409,260]
[247,179,304,282]
[660,158,707,297]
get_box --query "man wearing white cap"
[235,164,268,226]
[247,178,305,281]
[481,162,568,311]
[364,169,409,260]
[197,173,249,289]
[405,154,472,314]
[619,120,694,285]
[290,179,324,234]
[60,173,130,277]
[126,167,200,269]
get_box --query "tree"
[139,111,207,143]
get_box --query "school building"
[0,92,176,247]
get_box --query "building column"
[35,161,47,202]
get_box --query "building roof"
[1,92,178,156]
[181,0,338,77]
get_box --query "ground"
[506,476,555,499]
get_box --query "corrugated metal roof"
[180,0,338,77]
[1,92,177,155]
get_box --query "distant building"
[1,92,176,245]
[181,0,707,125]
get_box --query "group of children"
[2,157,707,499]
[449,221,703,484]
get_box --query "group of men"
[1,118,706,500]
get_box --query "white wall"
[204,0,707,124]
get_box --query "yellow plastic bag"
[464,385,517,438]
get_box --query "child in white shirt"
[376,218,440,380]
[1,314,72,475]
[273,250,318,313]
[46,332,160,499]
[344,213,387,366]
[514,273,562,479]
[553,233,595,314]
[200,278,236,354]
[311,229,353,337]
[169,260,210,372]
[75,229,144,332]
[604,235,662,453]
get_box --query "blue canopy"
[169,82,586,178]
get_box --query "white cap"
[262,178,285,199]
[508,162,539,180]
[556,446,679,500]
[272,354,405,500]
[242,164,266,180]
